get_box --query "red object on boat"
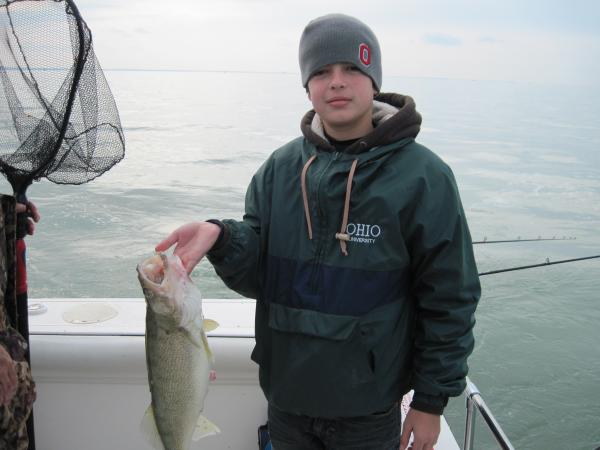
[16,238,27,296]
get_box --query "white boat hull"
[28,298,459,450]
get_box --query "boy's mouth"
[327,96,351,106]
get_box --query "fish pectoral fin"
[201,331,215,364]
[183,318,218,348]
[203,318,219,332]
[140,405,166,450]
[192,414,221,440]
[184,328,205,349]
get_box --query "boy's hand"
[400,408,440,450]
[0,345,17,406]
[155,221,221,274]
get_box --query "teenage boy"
[156,13,480,450]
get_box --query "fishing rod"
[473,236,576,245]
[479,255,600,276]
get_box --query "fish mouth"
[138,254,167,285]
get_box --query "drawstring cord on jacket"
[335,158,358,256]
[301,155,317,240]
[300,155,359,256]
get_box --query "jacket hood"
[300,93,422,154]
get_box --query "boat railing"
[463,377,515,450]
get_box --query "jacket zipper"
[309,152,341,291]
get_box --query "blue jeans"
[267,403,401,450]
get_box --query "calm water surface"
[1,72,599,449]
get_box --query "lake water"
[2,71,599,449]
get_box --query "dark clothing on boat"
[0,195,36,450]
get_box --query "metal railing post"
[463,379,478,450]
[462,377,515,450]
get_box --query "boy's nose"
[329,68,346,89]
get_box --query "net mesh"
[0,0,124,191]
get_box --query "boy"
[156,13,480,450]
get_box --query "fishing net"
[0,0,124,197]
[0,3,123,447]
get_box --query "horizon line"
[102,68,588,88]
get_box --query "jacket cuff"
[205,219,230,255]
[410,392,448,415]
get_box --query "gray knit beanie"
[299,14,382,91]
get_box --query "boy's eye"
[313,68,329,77]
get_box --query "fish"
[137,253,220,450]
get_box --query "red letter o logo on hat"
[359,43,371,66]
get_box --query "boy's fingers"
[182,259,195,275]
[155,234,177,252]
[180,252,202,274]
[399,426,411,450]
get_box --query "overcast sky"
[77,0,600,86]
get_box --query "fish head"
[137,254,175,316]
[138,253,206,335]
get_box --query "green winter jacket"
[208,93,480,418]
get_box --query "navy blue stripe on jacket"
[264,254,410,316]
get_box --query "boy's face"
[307,63,376,140]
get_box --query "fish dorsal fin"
[192,415,221,440]
[203,318,219,332]
[140,405,166,450]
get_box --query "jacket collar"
[300,93,422,154]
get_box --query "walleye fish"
[137,253,220,450]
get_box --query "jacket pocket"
[263,300,413,417]
[267,303,375,392]
[268,302,359,340]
